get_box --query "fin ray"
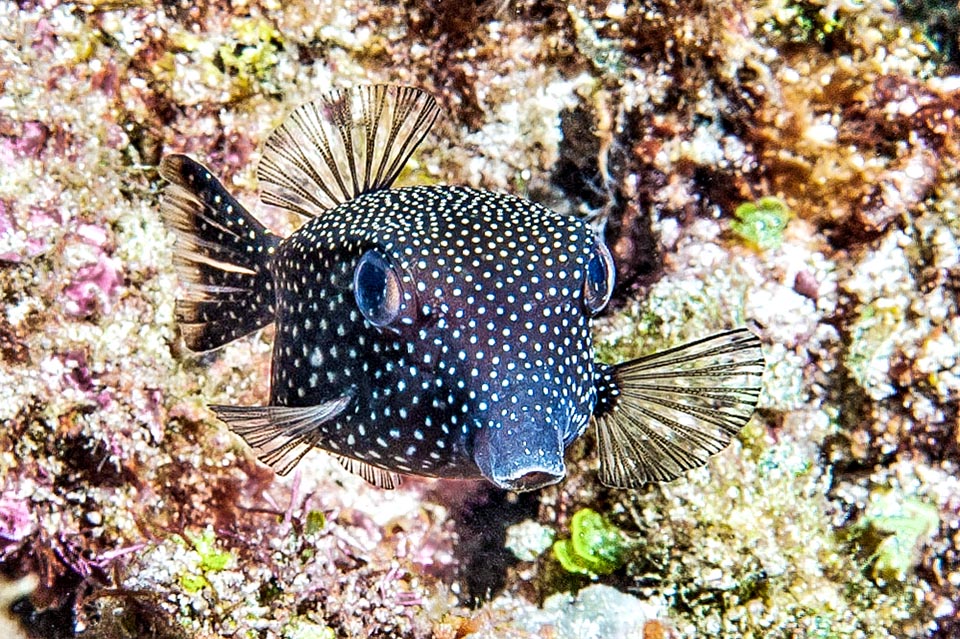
[212,395,353,476]
[593,328,764,488]
[257,84,441,218]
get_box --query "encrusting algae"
[1,1,958,638]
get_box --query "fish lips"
[472,416,567,492]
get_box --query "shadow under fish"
[158,84,765,493]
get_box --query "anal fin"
[333,456,402,490]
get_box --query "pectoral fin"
[212,395,353,475]
[593,328,765,488]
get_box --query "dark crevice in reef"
[897,0,960,67]
[551,105,662,303]
[441,484,541,607]
[9,574,79,639]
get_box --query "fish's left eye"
[354,250,405,328]
[583,242,614,314]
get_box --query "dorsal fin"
[257,84,441,218]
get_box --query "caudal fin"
[159,154,281,352]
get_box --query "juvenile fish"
[159,85,764,491]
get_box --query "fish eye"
[354,250,404,328]
[583,242,614,314]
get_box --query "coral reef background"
[1,0,958,637]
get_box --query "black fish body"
[268,185,603,486]
[160,85,764,492]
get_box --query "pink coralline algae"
[0,202,66,263]
[62,253,122,318]
[0,120,48,165]
[0,493,36,550]
[60,350,114,410]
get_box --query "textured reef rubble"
[1,1,958,638]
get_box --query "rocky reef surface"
[1,1,958,637]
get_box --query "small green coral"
[552,509,632,577]
[730,196,791,250]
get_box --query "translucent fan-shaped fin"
[593,328,765,489]
[333,455,402,490]
[212,395,353,475]
[257,84,441,218]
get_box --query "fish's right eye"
[354,250,404,328]
[583,241,615,315]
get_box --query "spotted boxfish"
[159,84,764,492]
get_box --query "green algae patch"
[218,17,285,98]
[179,573,209,595]
[730,197,791,251]
[765,1,846,45]
[189,528,234,572]
[305,509,327,536]
[176,528,235,594]
[849,491,940,585]
[283,619,336,639]
[844,301,903,401]
[553,508,632,577]
[568,5,625,77]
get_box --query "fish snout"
[472,416,566,492]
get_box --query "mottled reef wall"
[1,2,958,638]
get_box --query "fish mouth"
[503,469,565,492]
[472,418,567,492]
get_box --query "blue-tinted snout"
[472,416,566,492]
